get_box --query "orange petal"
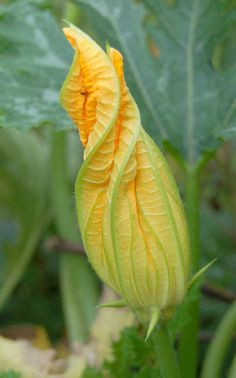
[60,26,120,147]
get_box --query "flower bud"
[60,24,190,331]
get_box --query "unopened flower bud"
[60,24,190,334]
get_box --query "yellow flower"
[60,24,190,333]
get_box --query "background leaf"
[0,0,73,131]
[0,129,49,310]
[75,0,236,163]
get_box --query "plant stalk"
[152,324,181,378]
[50,131,98,344]
[185,166,201,272]
[0,214,49,312]
[201,301,236,378]
[228,352,236,378]
[179,165,200,378]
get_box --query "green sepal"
[188,258,217,289]
[96,300,127,309]
[145,308,160,342]
[106,40,111,53]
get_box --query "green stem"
[50,131,98,344]
[185,166,201,272]
[179,165,200,378]
[0,214,49,311]
[228,352,236,378]
[201,301,236,378]
[152,324,181,378]
[51,133,77,241]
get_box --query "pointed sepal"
[96,300,127,309]
[188,258,217,289]
[145,308,160,342]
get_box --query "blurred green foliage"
[0,129,49,311]
[83,327,161,378]
[0,372,21,378]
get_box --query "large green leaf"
[75,0,165,140]
[75,0,236,164]
[0,129,49,310]
[0,0,73,131]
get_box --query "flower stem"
[179,165,200,378]
[152,324,181,378]
[201,301,236,378]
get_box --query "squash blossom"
[60,24,190,336]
